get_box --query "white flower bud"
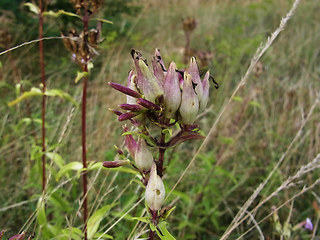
[145,163,165,211]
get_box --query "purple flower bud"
[163,62,181,118]
[152,56,165,86]
[103,159,130,168]
[109,82,142,98]
[145,162,165,210]
[154,48,166,71]
[304,218,313,231]
[118,112,140,121]
[186,57,203,101]
[179,73,199,124]
[123,126,137,158]
[131,49,145,91]
[119,104,144,111]
[199,71,210,112]
[139,59,164,103]
[135,137,154,171]
[137,98,161,111]
[9,233,26,240]
[109,108,123,116]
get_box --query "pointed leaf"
[87,203,118,239]
[56,162,83,180]
[24,3,40,15]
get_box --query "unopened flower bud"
[119,104,144,111]
[118,112,140,121]
[123,126,137,158]
[127,70,139,105]
[109,82,142,98]
[145,163,165,211]
[137,98,161,111]
[199,71,210,112]
[152,56,165,86]
[163,62,181,118]
[103,159,130,168]
[179,73,199,124]
[186,57,203,101]
[139,59,164,103]
[135,137,154,171]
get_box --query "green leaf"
[160,206,176,220]
[24,3,40,15]
[93,233,113,239]
[87,203,118,239]
[91,18,113,24]
[87,161,103,171]
[152,221,176,240]
[8,87,42,106]
[130,179,146,188]
[43,10,81,19]
[218,137,234,145]
[48,192,72,213]
[46,152,65,169]
[232,96,243,102]
[75,71,89,83]
[56,162,83,180]
[249,100,261,108]
[37,197,47,226]
[131,216,150,223]
[45,89,78,106]
[60,227,83,240]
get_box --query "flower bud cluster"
[61,28,100,67]
[106,49,217,215]
[109,49,213,126]
[70,0,103,16]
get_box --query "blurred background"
[0,0,319,239]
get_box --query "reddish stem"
[38,0,46,192]
[149,210,158,240]
[82,9,89,240]
[157,132,166,177]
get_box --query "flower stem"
[82,9,89,240]
[38,0,46,192]
[157,131,166,177]
[149,210,158,240]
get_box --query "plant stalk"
[38,0,46,192]
[149,210,158,240]
[157,132,166,177]
[82,10,89,240]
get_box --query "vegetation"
[0,0,319,239]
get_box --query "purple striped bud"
[145,162,165,211]
[137,98,161,111]
[131,49,145,91]
[103,159,130,168]
[199,71,210,112]
[152,56,165,86]
[118,112,140,121]
[179,73,199,124]
[109,82,142,98]
[304,218,313,231]
[139,59,164,103]
[119,104,144,111]
[154,48,166,71]
[163,62,181,118]
[186,57,203,101]
[135,137,154,171]
[123,126,137,158]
